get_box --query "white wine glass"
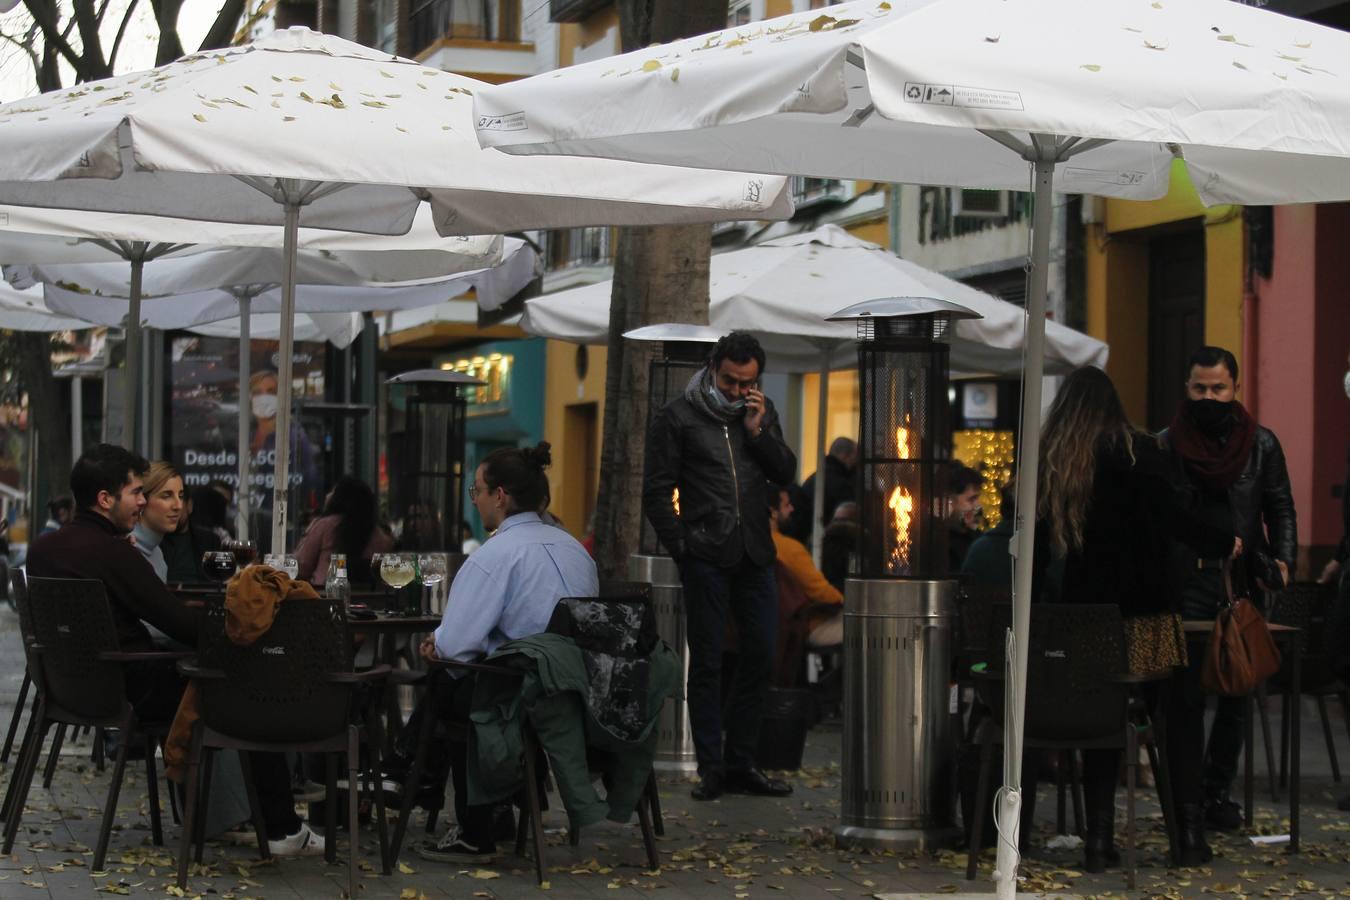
[380,554,416,590]
[418,554,446,587]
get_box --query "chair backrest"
[9,569,41,694]
[23,577,128,723]
[197,597,353,743]
[984,602,1129,743]
[546,594,658,741]
[957,583,1010,655]
[1268,582,1337,691]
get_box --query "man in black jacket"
[643,332,798,801]
[26,444,325,855]
[1162,346,1297,840]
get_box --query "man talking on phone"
[643,332,798,801]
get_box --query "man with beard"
[643,332,798,801]
[1161,346,1296,851]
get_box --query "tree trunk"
[591,0,727,580]
[16,333,71,503]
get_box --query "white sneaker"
[413,825,495,864]
[268,823,326,857]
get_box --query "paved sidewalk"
[4,604,1350,898]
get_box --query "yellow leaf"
[288,76,305,82]
[540,882,551,890]
[809,15,835,31]
[468,869,500,879]
[641,59,662,72]
[670,67,680,82]
[362,100,389,108]
[397,861,416,874]
[1080,64,1101,71]
[380,69,395,78]
[879,1,892,8]
[299,91,314,102]
[283,116,296,122]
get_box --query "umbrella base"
[834,823,962,852]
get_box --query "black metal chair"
[1269,582,1350,786]
[389,591,665,885]
[2,577,183,870]
[175,597,391,897]
[0,570,33,767]
[965,603,1174,890]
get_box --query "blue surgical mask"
[707,379,746,415]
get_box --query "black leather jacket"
[1160,424,1297,569]
[642,395,797,568]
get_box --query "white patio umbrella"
[525,224,1107,562]
[24,238,538,540]
[0,26,793,555]
[0,203,502,456]
[473,0,1350,891]
[0,281,87,332]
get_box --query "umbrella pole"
[812,345,830,567]
[125,253,145,454]
[270,200,300,557]
[236,292,251,542]
[994,151,1056,900]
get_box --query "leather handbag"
[1200,560,1282,696]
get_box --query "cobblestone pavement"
[3,603,1350,899]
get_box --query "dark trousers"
[679,554,777,775]
[1180,569,1252,803]
[127,664,300,840]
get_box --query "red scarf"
[1169,401,1257,491]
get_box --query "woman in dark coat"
[1035,367,1238,872]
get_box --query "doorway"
[1147,229,1206,431]
[562,403,599,537]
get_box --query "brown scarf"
[1169,400,1257,491]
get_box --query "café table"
[1182,620,1302,853]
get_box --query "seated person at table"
[411,441,598,865]
[769,483,842,686]
[294,475,393,587]
[26,444,327,856]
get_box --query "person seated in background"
[789,437,857,545]
[293,475,393,587]
[131,462,186,583]
[959,482,1017,588]
[769,484,843,664]
[191,485,233,544]
[39,495,75,536]
[946,463,985,573]
[820,501,859,594]
[26,444,323,855]
[162,488,223,585]
[407,442,598,865]
[461,520,482,555]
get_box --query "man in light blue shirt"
[413,441,597,866]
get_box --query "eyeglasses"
[468,484,486,500]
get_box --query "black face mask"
[1185,398,1234,436]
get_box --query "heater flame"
[672,488,681,517]
[888,421,914,575]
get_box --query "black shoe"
[1338,793,1350,812]
[1204,797,1243,832]
[724,767,793,797]
[1083,838,1121,873]
[691,771,724,801]
[1178,803,1214,867]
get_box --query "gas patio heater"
[386,369,485,589]
[626,323,723,773]
[827,297,980,851]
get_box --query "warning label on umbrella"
[903,83,1023,111]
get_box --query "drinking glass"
[418,554,446,587]
[223,539,257,568]
[202,551,237,584]
[380,554,418,616]
[263,554,301,579]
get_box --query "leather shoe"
[691,771,724,801]
[724,767,793,797]
[1204,797,1243,832]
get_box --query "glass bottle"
[327,552,351,609]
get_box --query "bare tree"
[0,0,246,502]
[589,0,727,579]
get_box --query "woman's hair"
[322,476,378,562]
[142,461,183,500]
[481,442,552,515]
[1037,366,1136,555]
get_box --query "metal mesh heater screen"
[397,383,469,553]
[856,329,951,579]
[639,341,710,556]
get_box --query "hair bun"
[523,441,552,470]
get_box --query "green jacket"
[466,632,680,830]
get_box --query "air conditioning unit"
[952,189,1009,219]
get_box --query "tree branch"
[0,29,41,78]
[148,0,184,65]
[71,0,111,79]
[106,0,139,70]
[20,0,95,81]
[197,0,246,52]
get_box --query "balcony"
[410,0,523,57]
[545,226,615,271]
[549,0,611,23]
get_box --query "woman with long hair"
[1036,367,1239,871]
[293,475,393,586]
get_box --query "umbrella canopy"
[474,0,1350,205]
[522,225,1106,375]
[0,26,792,554]
[473,3,1350,892]
[0,281,86,332]
[13,237,538,316]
